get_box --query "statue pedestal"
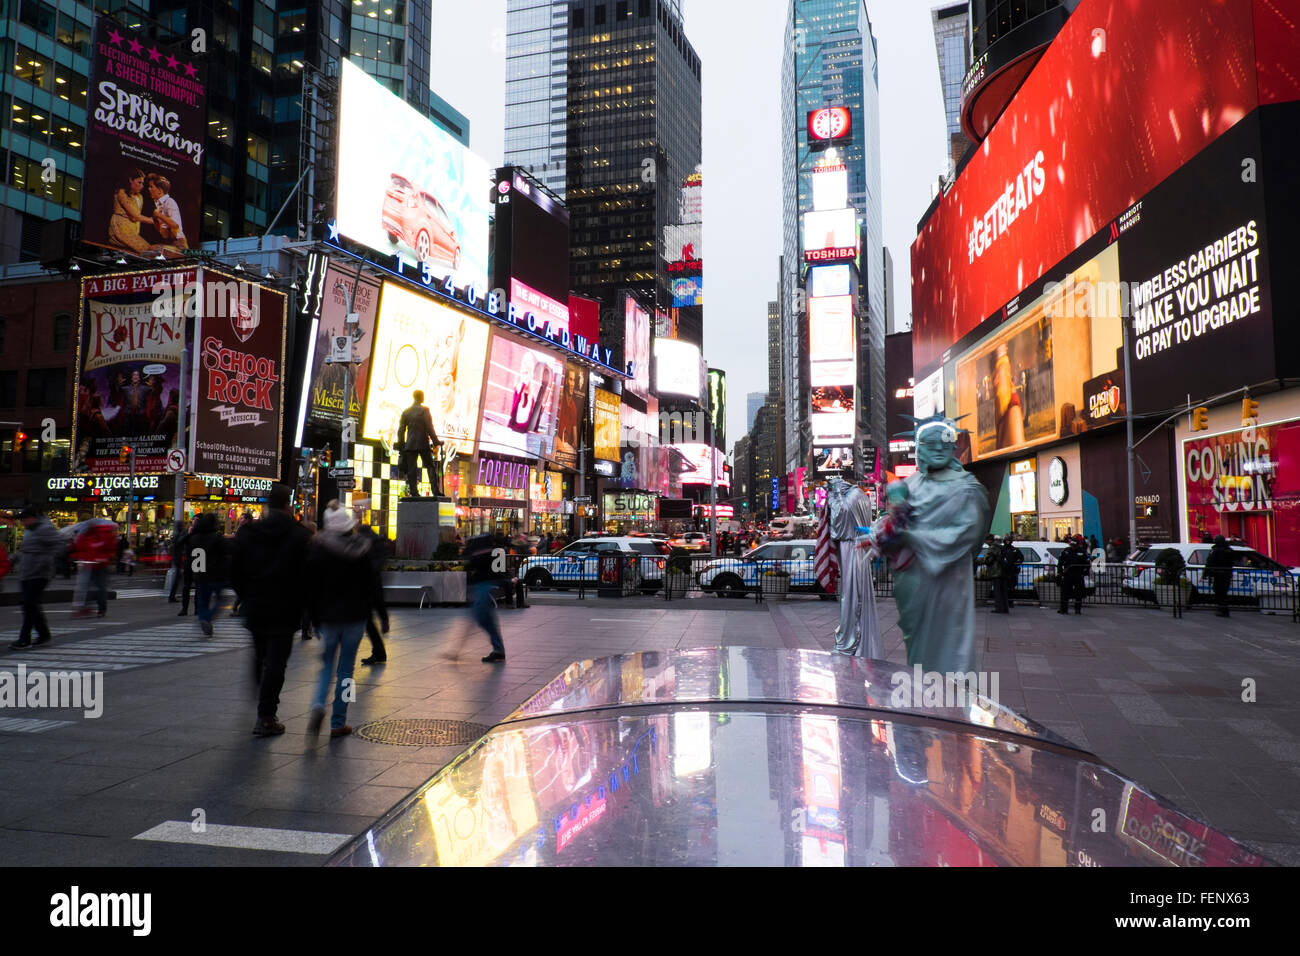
[396,497,455,560]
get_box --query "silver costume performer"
[827,477,882,658]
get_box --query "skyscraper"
[747,391,766,432]
[780,0,884,473]
[504,0,571,199]
[932,2,973,174]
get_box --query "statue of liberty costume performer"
[871,414,991,673]
[827,471,881,659]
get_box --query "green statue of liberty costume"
[878,414,991,673]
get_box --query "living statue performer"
[873,414,991,673]
[826,470,881,658]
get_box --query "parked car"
[381,174,461,269]
[519,536,668,593]
[328,648,1273,867]
[1122,542,1299,605]
[977,540,1100,598]
[698,539,828,597]
[669,531,709,551]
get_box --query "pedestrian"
[176,517,197,615]
[1002,535,1022,608]
[68,515,117,618]
[306,501,383,738]
[10,505,64,649]
[1058,536,1088,615]
[187,512,228,637]
[358,522,390,665]
[466,532,507,663]
[123,544,136,576]
[230,483,312,737]
[1088,534,1099,553]
[982,535,1008,613]
[167,520,186,603]
[117,533,128,573]
[1205,534,1234,617]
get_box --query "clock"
[1048,457,1068,506]
[808,107,852,141]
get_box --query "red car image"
[381,174,461,269]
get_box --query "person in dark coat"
[466,531,508,663]
[1057,536,1088,615]
[1002,535,1022,608]
[1204,535,1235,617]
[397,389,442,497]
[358,523,390,665]
[10,505,64,649]
[230,483,312,737]
[305,501,384,737]
[981,535,1008,613]
[187,512,229,637]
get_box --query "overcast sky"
[430,0,949,452]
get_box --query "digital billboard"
[910,0,1270,373]
[814,446,854,473]
[480,333,565,461]
[74,268,193,475]
[809,264,851,299]
[811,164,848,212]
[809,296,854,362]
[552,362,589,470]
[807,107,852,146]
[671,275,703,307]
[624,296,651,399]
[803,209,857,258]
[593,388,621,463]
[362,282,490,456]
[675,442,728,488]
[707,369,726,450]
[336,59,491,291]
[304,263,382,428]
[654,338,702,399]
[494,168,571,335]
[664,223,702,267]
[82,18,206,256]
[811,411,854,445]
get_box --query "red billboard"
[910,0,1275,373]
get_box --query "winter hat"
[323,501,355,534]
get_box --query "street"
[1,585,1297,866]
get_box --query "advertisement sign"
[335,59,491,290]
[807,107,852,145]
[812,166,848,212]
[811,411,854,445]
[48,474,161,503]
[803,209,857,257]
[74,269,192,475]
[707,369,726,450]
[190,278,287,479]
[593,388,621,463]
[305,264,381,427]
[568,295,600,350]
[654,338,702,399]
[911,0,1266,372]
[671,275,703,307]
[809,264,852,299]
[678,170,703,222]
[663,223,702,266]
[475,454,531,492]
[809,296,855,362]
[675,442,727,487]
[1183,422,1285,519]
[494,168,570,334]
[480,334,565,461]
[362,282,490,456]
[624,296,651,398]
[814,446,854,473]
[552,362,589,470]
[913,366,945,421]
[83,17,206,255]
[1009,459,1037,514]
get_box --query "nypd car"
[1122,542,1299,607]
[519,537,668,593]
[698,539,826,597]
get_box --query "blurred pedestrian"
[299,519,317,641]
[230,483,312,737]
[167,520,186,603]
[175,517,197,615]
[122,545,136,576]
[11,505,64,649]
[1058,536,1088,615]
[116,533,128,573]
[188,512,228,637]
[69,515,117,618]
[358,523,390,665]
[466,532,507,663]
[1205,535,1234,617]
[306,501,383,738]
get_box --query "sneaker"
[31,636,51,648]
[200,620,213,637]
[9,639,32,650]
[307,706,325,736]
[252,718,285,737]
[481,652,506,663]
[361,655,387,665]
[330,725,353,738]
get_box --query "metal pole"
[173,334,187,530]
[1122,312,1137,551]
[708,403,718,559]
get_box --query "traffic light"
[118,444,132,464]
[14,430,28,453]
[322,448,332,466]
[1191,407,1209,431]
[1242,396,1259,424]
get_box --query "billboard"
[304,263,382,427]
[807,107,852,146]
[811,410,854,445]
[809,264,851,299]
[654,338,702,399]
[551,362,589,471]
[707,369,726,450]
[671,275,703,307]
[494,168,571,334]
[480,333,565,461]
[809,296,854,362]
[73,269,193,475]
[362,282,490,456]
[814,446,854,474]
[83,18,206,256]
[803,209,857,259]
[811,164,848,212]
[624,296,651,399]
[676,442,728,487]
[335,59,491,291]
[910,0,1270,372]
[190,277,287,479]
[664,223,703,267]
[593,388,621,463]
[569,294,600,347]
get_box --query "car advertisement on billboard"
[73,268,193,475]
[336,59,491,291]
[82,17,206,256]
[624,296,652,399]
[654,338,702,399]
[479,333,565,461]
[305,263,382,428]
[362,282,490,456]
[189,277,287,479]
[910,0,1266,374]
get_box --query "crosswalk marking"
[0,717,76,733]
[0,619,248,676]
[134,821,352,855]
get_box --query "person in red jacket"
[69,516,118,618]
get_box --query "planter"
[762,574,790,601]
[665,571,693,599]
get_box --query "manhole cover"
[355,719,491,747]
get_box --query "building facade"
[931,1,973,175]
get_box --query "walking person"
[1002,535,1022,608]
[306,502,383,738]
[358,522,390,665]
[1205,535,1235,617]
[176,517,197,615]
[1057,536,1088,615]
[187,512,228,637]
[116,533,128,574]
[10,505,64,649]
[466,532,507,663]
[230,484,312,737]
[167,520,187,603]
[68,515,117,618]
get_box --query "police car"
[1122,542,1299,606]
[697,539,826,597]
[519,537,668,593]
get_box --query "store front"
[455,454,529,541]
[529,466,573,539]
[603,490,657,534]
[1036,446,1083,542]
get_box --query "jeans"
[472,581,505,655]
[195,580,226,623]
[73,564,110,614]
[19,577,51,644]
[314,621,366,729]
[252,630,295,720]
[400,447,441,497]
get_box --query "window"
[25,368,65,407]
[18,0,56,38]
[56,14,91,56]
[572,7,584,28]
[0,370,16,406]
[20,435,40,473]
[247,132,269,165]
[52,312,73,351]
[40,436,70,473]
[617,1,628,19]
[594,5,605,26]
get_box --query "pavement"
[0,578,1297,866]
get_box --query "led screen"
[803,209,857,254]
[675,442,728,487]
[479,333,565,460]
[809,295,854,362]
[593,387,621,463]
[812,166,848,212]
[809,264,852,299]
[624,296,651,398]
[654,338,702,399]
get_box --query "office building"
[931,2,973,174]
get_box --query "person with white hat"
[305,500,383,737]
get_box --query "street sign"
[165,448,187,474]
[336,477,356,490]
[329,467,355,479]
[573,495,592,503]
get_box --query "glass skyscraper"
[932,2,972,174]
